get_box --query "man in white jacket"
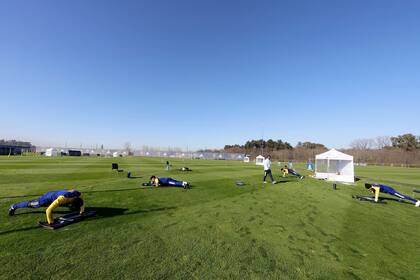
[263,155,276,184]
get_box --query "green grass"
[1,157,419,280]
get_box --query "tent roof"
[315,149,353,161]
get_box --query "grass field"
[1,157,419,280]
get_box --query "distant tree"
[296,141,327,149]
[124,142,132,154]
[374,136,392,149]
[0,139,32,147]
[391,134,419,151]
[350,138,374,150]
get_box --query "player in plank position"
[148,176,190,189]
[8,190,85,224]
[365,183,420,207]
[281,165,304,179]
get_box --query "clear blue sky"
[1,0,419,150]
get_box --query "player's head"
[150,175,156,181]
[284,165,288,168]
[69,197,84,212]
[266,155,271,159]
[65,190,81,198]
[365,183,373,189]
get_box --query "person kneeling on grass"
[365,183,420,207]
[281,165,304,179]
[8,190,85,224]
[149,176,190,189]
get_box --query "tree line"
[224,134,420,166]
[0,139,33,147]
[347,133,420,166]
[224,139,297,151]
[224,139,327,155]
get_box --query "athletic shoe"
[263,181,267,184]
[272,181,277,184]
[416,201,420,207]
[182,181,190,189]
[8,206,15,216]
[300,176,304,179]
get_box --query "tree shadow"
[83,187,142,194]
[0,185,190,200]
[0,194,43,199]
[14,210,71,216]
[0,225,40,236]
[0,187,142,200]
[0,206,177,236]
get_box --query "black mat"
[39,211,96,230]
[352,195,386,204]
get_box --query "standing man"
[263,155,276,184]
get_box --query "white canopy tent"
[255,155,264,166]
[45,148,58,157]
[315,149,354,183]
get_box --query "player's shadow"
[378,197,413,205]
[274,181,289,184]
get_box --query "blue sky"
[1,0,419,150]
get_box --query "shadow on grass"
[355,196,415,205]
[0,187,148,199]
[0,194,43,199]
[274,181,289,184]
[0,225,41,236]
[378,197,414,205]
[0,206,177,236]
[14,210,72,216]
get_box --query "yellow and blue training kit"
[12,190,84,224]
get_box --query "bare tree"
[124,142,132,154]
[374,136,391,149]
[350,138,374,150]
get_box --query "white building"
[315,149,354,183]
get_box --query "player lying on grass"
[281,165,304,179]
[8,190,85,224]
[146,176,190,189]
[365,183,420,207]
[179,167,192,171]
